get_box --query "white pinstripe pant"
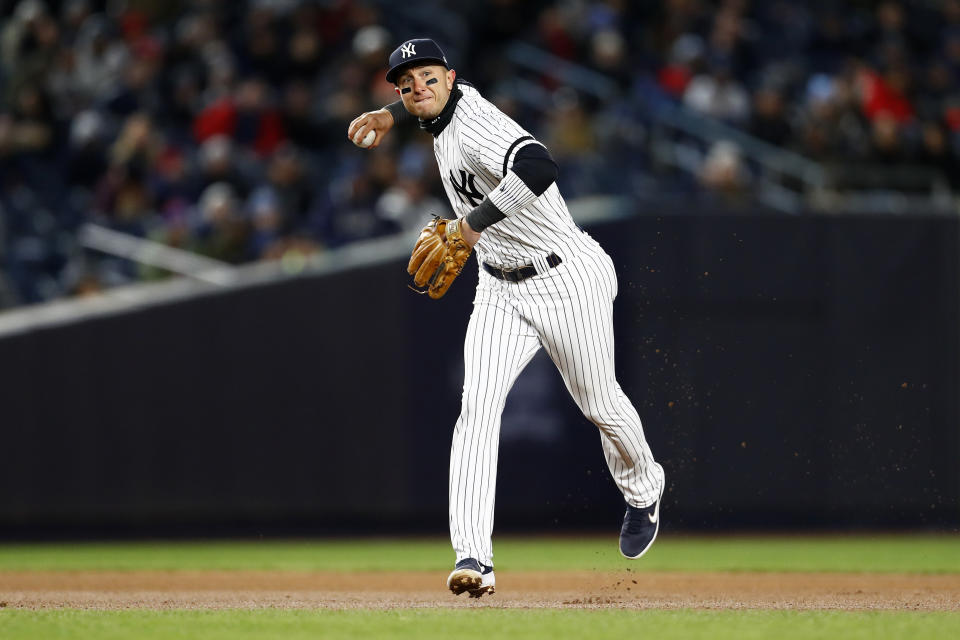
[450,245,665,566]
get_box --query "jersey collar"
[420,85,463,137]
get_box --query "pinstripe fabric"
[450,240,664,567]
[431,83,663,567]
[436,85,591,269]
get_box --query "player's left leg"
[518,248,665,509]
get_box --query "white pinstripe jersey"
[434,83,596,269]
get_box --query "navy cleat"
[447,558,496,597]
[619,482,665,559]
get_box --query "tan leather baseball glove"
[407,217,473,299]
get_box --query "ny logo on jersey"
[450,170,484,207]
[400,42,416,58]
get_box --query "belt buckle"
[498,264,519,282]
[486,261,527,282]
[492,265,509,282]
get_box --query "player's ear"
[395,86,401,96]
[447,69,456,90]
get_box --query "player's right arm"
[346,101,412,149]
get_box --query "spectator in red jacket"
[193,77,285,156]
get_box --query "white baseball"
[353,130,376,148]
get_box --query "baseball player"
[348,39,665,598]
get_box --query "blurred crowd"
[648,0,960,194]
[1,0,959,309]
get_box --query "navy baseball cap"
[385,38,449,84]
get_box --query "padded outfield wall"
[0,214,957,535]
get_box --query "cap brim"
[386,58,448,84]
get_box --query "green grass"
[0,535,958,573]
[3,537,958,639]
[0,610,958,640]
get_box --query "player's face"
[395,65,456,119]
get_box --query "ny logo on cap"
[400,42,416,58]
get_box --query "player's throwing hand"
[346,109,394,149]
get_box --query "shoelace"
[622,505,652,533]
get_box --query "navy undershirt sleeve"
[510,144,558,196]
[383,101,413,126]
[465,198,505,232]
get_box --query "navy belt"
[483,253,562,283]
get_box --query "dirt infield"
[2,570,959,610]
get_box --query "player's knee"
[581,407,611,427]
[579,400,622,428]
